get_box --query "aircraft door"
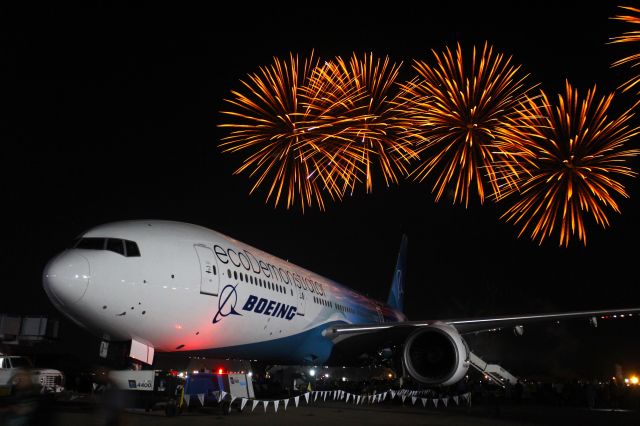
[194,244,220,296]
[296,288,306,316]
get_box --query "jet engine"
[402,323,469,386]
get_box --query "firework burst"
[498,81,640,247]
[218,52,338,211]
[610,6,640,96]
[304,53,418,194]
[401,42,534,206]
[219,52,418,210]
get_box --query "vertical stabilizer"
[386,234,407,312]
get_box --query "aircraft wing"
[323,307,640,359]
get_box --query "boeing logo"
[212,284,242,324]
[242,295,297,320]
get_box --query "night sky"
[4,2,640,378]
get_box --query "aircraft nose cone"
[43,251,90,306]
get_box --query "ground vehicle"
[0,355,64,395]
[108,369,184,416]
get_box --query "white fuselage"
[43,220,405,364]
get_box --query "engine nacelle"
[402,323,469,386]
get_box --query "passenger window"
[106,239,125,256]
[124,240,141,257]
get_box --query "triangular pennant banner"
[345,393,350,403]
[391,390,396,399]
[240,398,248,411]
[263,400,270,413]
[212,391,219,402]
[421,398,427,407]
[304,393,310,404]
[442,397,448,407]
[230,396,237,406]
[197,394,205,406]
[294,396,300,407]
[323,392,327,401]
[401,395,406,403]
[382,392,387,401]
[251,399,260,412]
[411,396,417,405]
[356,396,361,404]
[284,399,289,410]
[453,396,459,405]
[433,398,438,408]
[273,400,279,413]
[184,394,191,407]
[220,391,227,402]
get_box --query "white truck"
[0,354,64,396]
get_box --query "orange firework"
[219,52,339,211]
[304,53,418,194]
[610,6,640,96]
[219,52,418,210]
[499,81,640,247]
[401,43,534,206]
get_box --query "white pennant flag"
[294,396,300,407]
[453,395,459,405]
[304,393,310,404]
[230,396,237,406]
[421,398,427,407]
[382,392,387,401]
[323,392,327,401]
[240,398,248,411]
[184,394,191,407]
[356,396,361,404]
[273,400,279,413]
[220,391,227,402]
[263,400,270,413]
[442,397,449,407]
[345,393,351,403]
[390,390,396,399]
[197,394,205,406]
[251,399,260,412]
[212,391,219,402]
[401,395,406,403]
[432,398,438,408]
[411,396,417,405]
[283,399,289,410]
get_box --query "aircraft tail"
[386,234,407,313]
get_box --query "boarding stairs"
[469,352,518,386]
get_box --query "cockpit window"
[124,240,141,257]
[75,237,106,250]
[73,237,141,257]
[106,238,125,256]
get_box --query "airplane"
[42,220,640,386]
